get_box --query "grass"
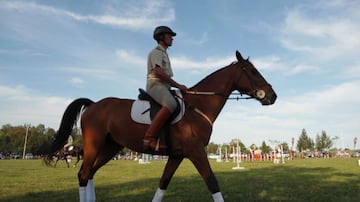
[0,158,359,202]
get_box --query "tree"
[0,124,56,155]
[27,124,56,155]
[315,130,333,151]
[71,127,83,146]
[229,139,247,154]
[0,124,26,153]
[297,129,314,151]
[259,141,271,154]
[280,142,289,152]
[206,142,219,154]
[0,132,11,154]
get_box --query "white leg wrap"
[79,187,86,202]
[152,188,165,202]
[86,179,96,202]
[212,192,224,202]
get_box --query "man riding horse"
[143,26,187,151]
[44,26,277,202]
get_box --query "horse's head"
[233,51,277,105]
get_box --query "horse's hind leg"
[78,133,100,202]
[189,149,224,202]
[82,137,123,202]
[152,156,183,202]
[73,157,80,168]
[78,155,97,202]
[74,149,84,168]
[90,139,123,177]
[73,152,81,168]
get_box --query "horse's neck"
[187,65,235,122]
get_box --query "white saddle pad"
[131,90,185,125]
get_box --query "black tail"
[44,98,94,166]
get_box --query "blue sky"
[1,0,359,149]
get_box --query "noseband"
[234,62,271,101]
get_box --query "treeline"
[1,123,335,157]
[0,124,82,156]
[206,140,289,155]
[206,128,335,154]
[296,128,334,152]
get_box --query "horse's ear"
[236,50,244,61]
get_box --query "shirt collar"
[156,44,167,52]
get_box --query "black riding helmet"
[153,26,176,41]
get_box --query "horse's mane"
[191,61,237,89]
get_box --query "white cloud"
[0,85,26,96]
[262,80,360,121]
[285,64,321,76]
[210,80,360,148]
[279,2,360,60]
[251,56,282,71]
[115,49,146,66]
[172,55,233,70]
[113,48,324,78]
[0,0,175,31]
[0,85,72,128]
[55,66,115,80]
[114,49,234,71]
[183,32,209,46]
[246,55,321,76]
[70,77,84,85]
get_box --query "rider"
[64,135,73,149]
[143,26,187,151]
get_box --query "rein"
[228,92,255,100]
[185,90,255,100]
[179,91,253,127]
[184,62,260,101]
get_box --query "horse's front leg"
[152,156,183,202]
[189,150,224,202]
[54,158,59,167]
[65,157,70,168]
[73,154,80,168]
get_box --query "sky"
[1,0,359,150]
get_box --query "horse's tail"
[44,98,94,166]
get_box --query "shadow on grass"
[217,166,360,202]
[2,164,360,202]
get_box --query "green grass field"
[0,158,359,202]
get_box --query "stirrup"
[143,137,156,151]
[155,139,160,151]
[143,138,166,152]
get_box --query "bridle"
[184,61,270,101]
[235,61,270,101]
[181,62,269,126]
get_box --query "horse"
[44,51,277,202]
[52,145,83,168]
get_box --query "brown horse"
[44,51,276,202]
[53,145,83,168]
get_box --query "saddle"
[131,89,185,125]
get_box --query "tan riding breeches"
[146,84,177,113]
